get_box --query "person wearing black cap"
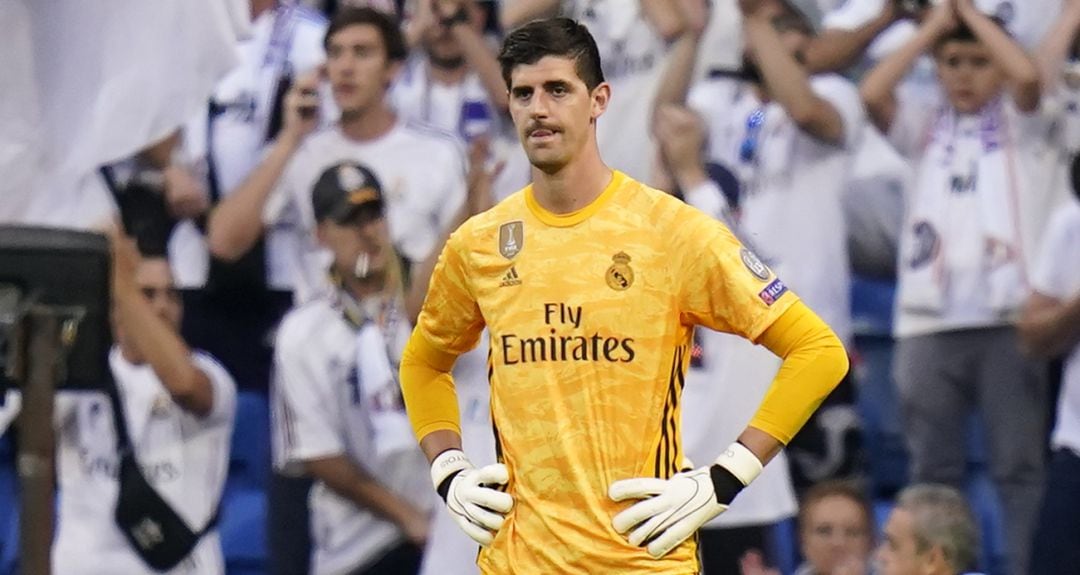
[272,161,434,575]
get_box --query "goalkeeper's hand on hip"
[608,442,763,558]
[430,449,514,546]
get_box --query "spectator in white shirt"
[207,6,468,305]
[275,162,434,575]
[1019,157,1080,575]
[0,238,237,575]
[860,3,1056,573]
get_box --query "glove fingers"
[469,486,514,514]
[611,494,671,535]
[627,510,672,547]
[645,513,699,558]
[453,514,495,547]
[462,502,508,532]
[608,478,668,502]
[474,463,510,486]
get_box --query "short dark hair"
[324,7,407,62]
[497,18,605,90]
[933,17,1008,53]
[798,479,874,540]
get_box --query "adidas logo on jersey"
[500,266,521,287]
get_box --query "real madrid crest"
[499,221,523,259]
[606,252,634,291]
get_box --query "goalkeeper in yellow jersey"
[399,17,849,575]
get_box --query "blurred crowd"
[1,0,1079,574]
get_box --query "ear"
[922,545,948,574]
[591,82,611,121]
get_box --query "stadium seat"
[770,517,799,575]
[229,392,271,491]
[0,433,16,575]
[219,484,268,574]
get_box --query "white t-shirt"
[274,298,433,575]
[390,56,532,201]
[391,55,495,141]
[1031,199,1080,454]
[563,0,668,183]
[262,121,468,303]
[690,75,864,343]
[169,4,329,289]
[51,348,236,575]
[889,94,1064,337]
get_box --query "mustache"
[525,122,560,135]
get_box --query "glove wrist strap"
[710,442,764,505]
[431,449,473,500]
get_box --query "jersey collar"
[524,170,625,228]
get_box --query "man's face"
[875,509,931,575]
[135,258,182,330]
[326,24,398,115]
[507,56,608,173]
[317,210,392,282]
[935,40,1005,114]
[801,495,873,574]
[422,1,485,69]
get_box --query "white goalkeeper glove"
[608,442,763,558]
[430,449,514,547]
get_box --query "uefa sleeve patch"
[758,279,788,306]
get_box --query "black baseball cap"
[311,162,385,224]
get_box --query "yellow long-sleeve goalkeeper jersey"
[406,171,811,574]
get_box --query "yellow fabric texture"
[402,171,802,574]
[751,301,850,444]
[400,328,462,440]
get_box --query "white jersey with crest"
[49,348,235,575]
[273,298,434,574]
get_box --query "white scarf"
[899,98,1028,316]
[339,291,417,459]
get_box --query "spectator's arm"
[139,130,182,170]
[804,4,900,73]
[649,1,708,132]
[641,0,687,41]
[499,0,560,31]
[406,138,500,324]
[955,0,1040,112]
[304,455,430,545]
[109,234,214,417]
[1018,292,1080,357]
[743,8,845,145]
[206,135,301,260]
[440,1,510,112]
[1037,0,1080,90]
[206,70,321,261]
[860,4,955,132]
